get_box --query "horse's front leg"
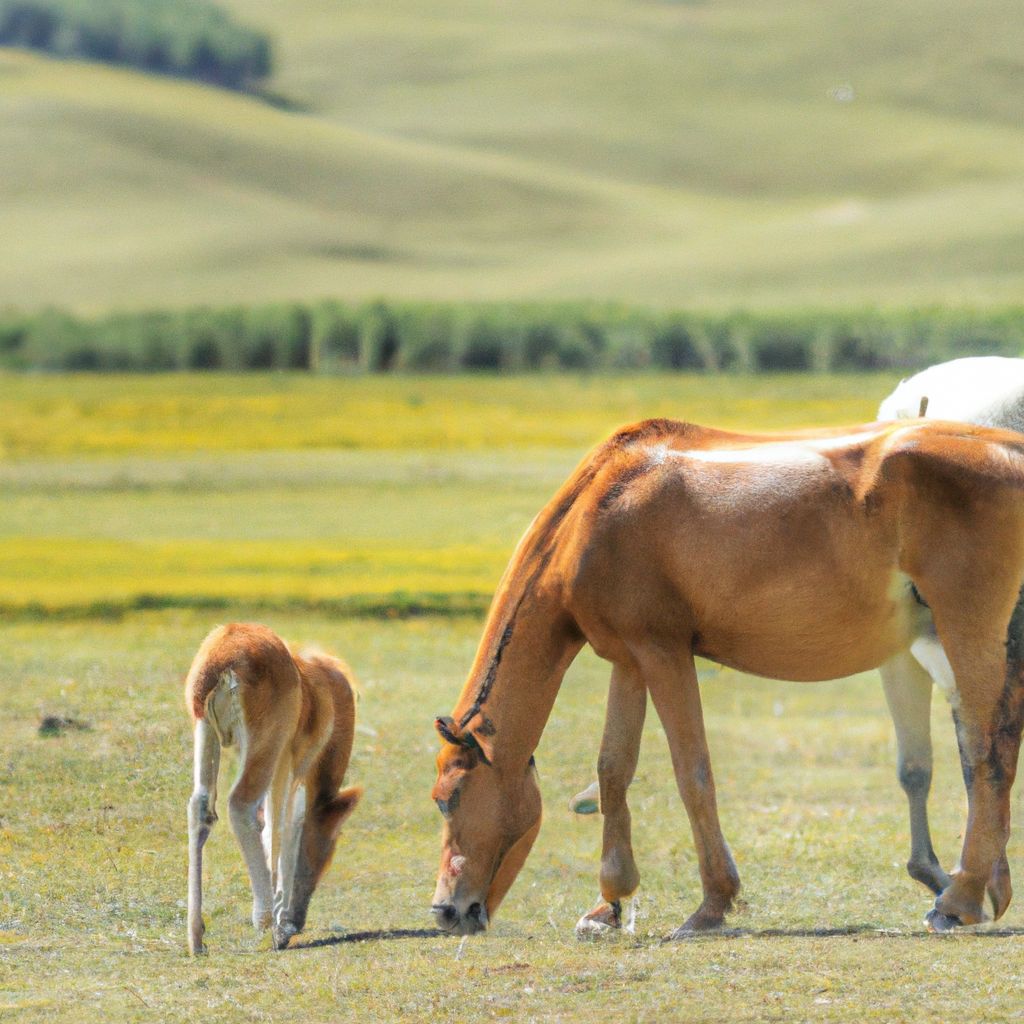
[879,649,950,894]
[576,664,646,937]
[640,646,739,937]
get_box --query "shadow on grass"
[293,923,1024,950]
[675,924,1024,941]
[291,928,440,950]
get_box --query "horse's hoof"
[924,908,963,933]
[271,922,298,950]
[569,782,600,816]
[664,908,725,940]
[575,899,621,939]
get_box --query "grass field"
[0,372,896,614]
[4,0,1024,312]
[5,371,1024,1022]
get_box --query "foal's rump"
[185,623,301,728]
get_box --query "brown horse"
[431,418,1024,937]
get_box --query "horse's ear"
[435,716,460,746]
[434,715,494,765]
[467,728,495,766]
[323,786,361,839]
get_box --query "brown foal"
[186,623,361,953]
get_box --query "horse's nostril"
[466,902,483,921]
[432,903,459,925]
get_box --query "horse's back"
[880,357,1024,434]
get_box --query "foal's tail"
[184,623,294,722]
[184,627,235,722]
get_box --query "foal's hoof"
[576,900,621,939]
[924,908,963,933]
[272,922,298,950]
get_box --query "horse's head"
[430,715,541,934]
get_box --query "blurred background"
[2,0,1023,371]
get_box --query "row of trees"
[0,0,272,90]
[2,301,1023,374]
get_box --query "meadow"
[4,371,1024,1022]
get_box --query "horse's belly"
[694,572,924,682]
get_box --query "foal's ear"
[323,786,362,839]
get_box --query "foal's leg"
[641,647,739,937]
[228,724,286,934]
[268,761,302,950]
[879,650,949,894]
[187,718,221,954]
[577,664,646,937]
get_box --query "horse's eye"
[435,788,460,818]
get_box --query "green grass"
[4,0,1024,312]
[4,371,1024,1020]
[4,609,1024,1023]
[0,372,897,614]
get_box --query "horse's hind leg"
[640,646,739,937]
[924,613,1024,929]
[880,650,949,894]
[577,663,646,937]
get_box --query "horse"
[568,355,1024,924]
[186,623,361,953]
[430,417,1024,938]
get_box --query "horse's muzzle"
[431,901,488,935]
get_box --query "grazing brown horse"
[431,418,1024,937]
[186,624,361,953]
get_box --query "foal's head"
[288,786,362,932]
[430,716,541,934]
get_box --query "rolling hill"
[2,0,1024,313]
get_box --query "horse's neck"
[454,591,582,767]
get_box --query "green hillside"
[3,0,1024,313]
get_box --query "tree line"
[0,0,272,90]
[2,300,1022,374]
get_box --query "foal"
[185,623,361,954]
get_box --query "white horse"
[569,355,1024,917]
